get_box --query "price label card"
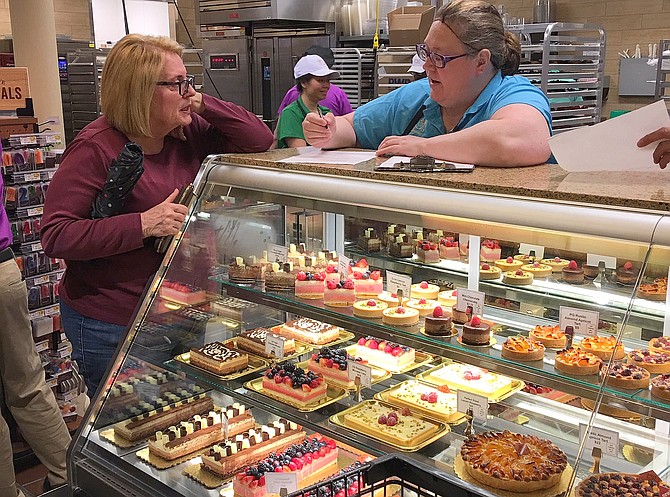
[27,207,43,217]
[265,472,298,495]
[457,390,488,420]
[457,289,485,316]
[34,275,49,285]
[347,360,372,388]
[579,424,619,457]
[45,377,58,389]
[35,340,49,353]
[31,242,42,252]
[20,135,37,145]
[406,225,423,235]
[518,243,545,259]
[559,306,599,336]
[386,271,412,300]
[25,172,40,182]
[586,253,617,270]
[265,334,285,360]
[338,254,351,278]
[268,243,289,263]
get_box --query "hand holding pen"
[303,110,335,148]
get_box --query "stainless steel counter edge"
[203,160,670,247]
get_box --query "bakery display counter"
[68,153,670,497]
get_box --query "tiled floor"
[15,462,47,497]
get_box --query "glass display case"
[68,151,670,497]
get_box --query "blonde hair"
[101,34,183,137]
[436,0,521,76]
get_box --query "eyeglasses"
[416,44,469,69]
[156,74,195,96]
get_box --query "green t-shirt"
[276,97,332,149]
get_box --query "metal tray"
[271,325,355,349]
[295,359,392,390]
[343,345,435,374]
[374,379,466,424]
[416,360,525,403]
[243,377,348,413]
[228,335,313,362]
[329,399,449,452]
[174,350,268,381]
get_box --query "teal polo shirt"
[353,71,552,149]
[276,97,332,149]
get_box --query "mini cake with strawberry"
[352,270,383,297]
[417,240,440,263]
[480,239,501,262]
[479,263,502,280]
[262,363,327,407]
[521,262,553,278]
[295,271,326,299]
[356,336,415,371]
[424,306,453,336]
[308,348,366,389]
[410,281,440,300]
[323,264,341,284]
[349,258,369,276]
[616,261,639,285]
[461,316,491,346]
[495,256,523,272]
[382,306,420,327]
[438,237,460,259]
[352,299,387,319]
[323,278,356,307]
[541,256,570,272]
[406,298,439,317]
[562,260,585,284]
[233,435,339,497]
[159,280,207,305]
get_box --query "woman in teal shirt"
[276,55,339,149]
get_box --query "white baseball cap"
[409,54,425,74]
[294,54,340,79]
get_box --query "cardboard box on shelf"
[387,6,435,47]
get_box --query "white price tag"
[31,242,42,252]
[48,171,56,179]
[586,253,617,270]
[25,172,40,182]
[338,254,351,279]
[34,275,49,285]
[264,472,298,494]
[457,390,488,420]
[518,243,545,259]
[27,207,43,217]
[35,340,50,352]
[347,360,372,388]
[579,423,619,457]
[267,243,289,263]
[45,377,58,389]
[386,271,412,299]
[265,334,285,360]
[20,135,37,145]
[45,305,60,316]
[559,306,599,336]
[457,289,485,316]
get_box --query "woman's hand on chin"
[190,92,205,114]
[376,135,425,157]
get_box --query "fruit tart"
[501,336,545,361]
[578,335,625,360]
[601,363,650,390]
[650,336,670,355]
[651,373,670,401]
[554,347,602,375]
[529,325,566,348]
[628,349,670,374]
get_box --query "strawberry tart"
[382,306,420,327]
[479,263,502,280]
[295,271,326,299]
[410,281,440,300]
[480,239,501,262]
[352,270,383,297]
[438,237,460,259]
[324,278,356,307]
[262,363,327,407]
[355,336,415,371]
[352,299,387,319]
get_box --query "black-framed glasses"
[156,74,195,96]
[416,44,469,69]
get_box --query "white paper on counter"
[377,155,475,170]
[548,100,670,172]
[278,147,376,165]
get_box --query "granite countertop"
[216,149,670,212]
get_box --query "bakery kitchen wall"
[0,0,666,117]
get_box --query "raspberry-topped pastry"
[502,269,533,286]
[410,281,439,300]
[628,349,670,374]
[416,240,440,263]
[651,373,670,401]
[355,336,415,371]
[352,270,383,297]
[541,256,569,272]
[495,256,523,272]
[424,306,453,336]
[555,347,602,375]
[382,306,420,327]
[438,237,460,259]
[601,363,650,389]
[406,297,439,316]
[501,336,545,361]
[307,348,366,389]
[323,278,356,307]
[521,262,553,278]
[578,335,625,360]
[261,363,327,407]
[650,336,670,355]
[460,430,567,492]
[480,239,501,262]
[352,299,387,319]
[479,263,502,280]
[294,271,326,299]
[616,260,639,285]
[562,260,585,284]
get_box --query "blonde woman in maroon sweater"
[41,34,273,395]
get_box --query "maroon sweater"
[41,95,273,326]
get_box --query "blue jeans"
[60,301,126,396]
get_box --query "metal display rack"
[655,39,670,102]
[507,22,606,133]
[332,47,376,108]
[63,49,105,141]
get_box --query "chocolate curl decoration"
[91,142,144,218]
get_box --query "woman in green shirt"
[276,54,340,148]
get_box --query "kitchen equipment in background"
[533,0,555,23]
